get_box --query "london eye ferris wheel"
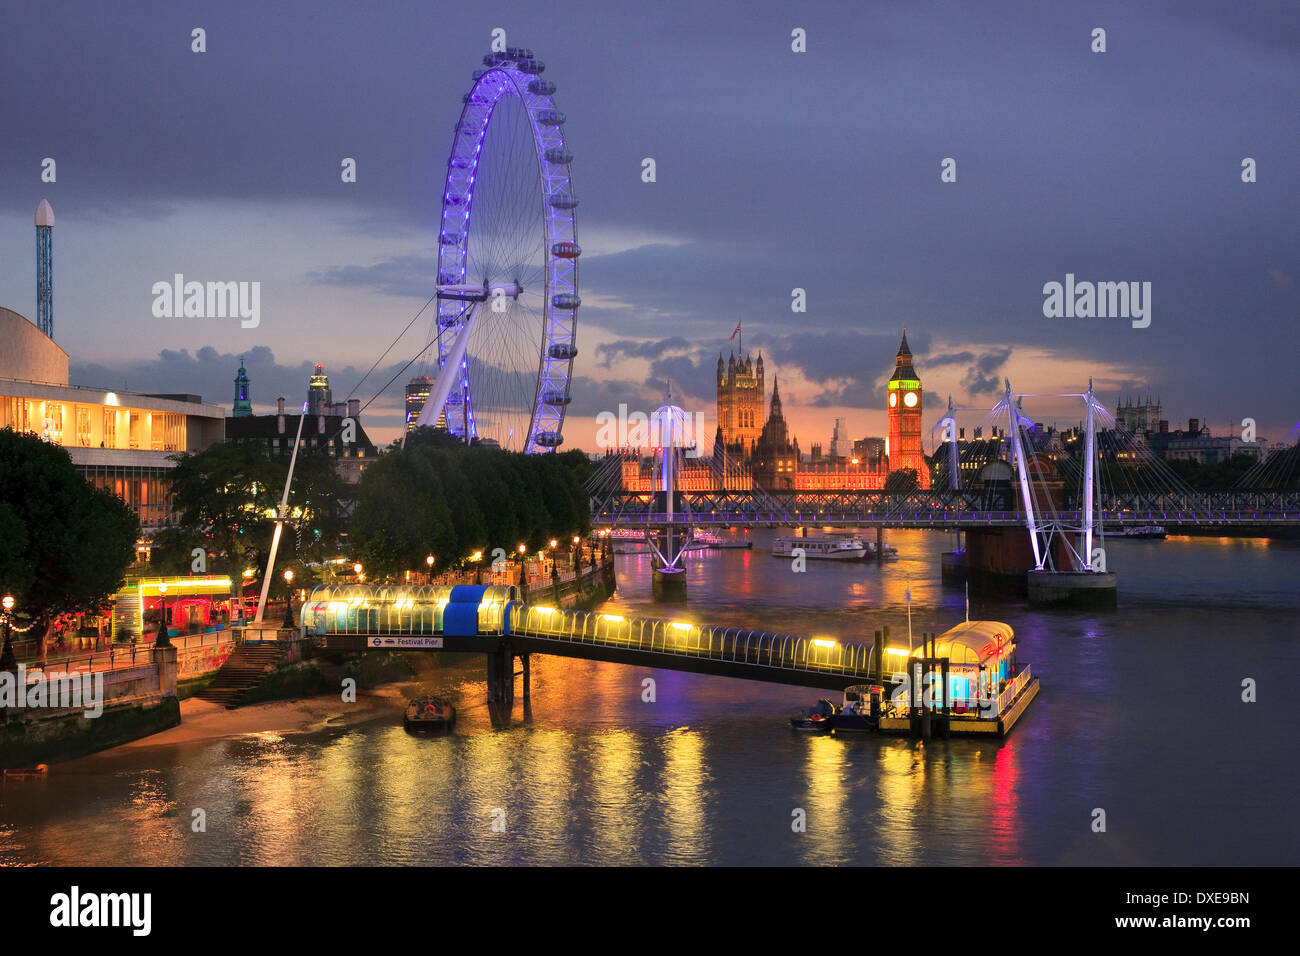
[413,46,580,453]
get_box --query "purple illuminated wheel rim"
[432,49,578,453]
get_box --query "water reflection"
[1,529,1297,865]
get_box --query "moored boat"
[834,684,882,732]
[403,695,456,731]
[1122,525,1166,539]
[772,536,866,560]
[790,698,838,731]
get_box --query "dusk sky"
[1,0,1296,450]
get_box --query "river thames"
[2,529,1297,866]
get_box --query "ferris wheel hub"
[435,280,523,302]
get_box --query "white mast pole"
[1005,379,1044,570]
[1083,377,1097,571]
[254,401,309,626]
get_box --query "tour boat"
[1122,525,1166,539]
[403,695,456,731]
[789,698,838,732]
[772,536,867,560]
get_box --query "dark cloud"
[960,349,1014,398]
[594,336,693,367]
[307,255,436,299]
[3,0,1298,439]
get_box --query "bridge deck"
[310,598,885,692]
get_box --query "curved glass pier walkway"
[301,584,883,691]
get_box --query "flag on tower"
[730,320,741,340]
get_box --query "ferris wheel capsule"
[544,147,573,164]
[536,109,565,126]
[548,343,578,360]
[547,191,578,210]
[551,242,581,259]
[552,293,581,310]
[528,80,556,95]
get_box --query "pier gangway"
[301,585,889,693]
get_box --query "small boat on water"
[833,684,882,732]
[1122,525,1166,539]
[790,698,838,731]
[3,764,49,778]
[772,535,866,560]
[693,530,753,550]
[403,695,456,731]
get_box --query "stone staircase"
[195,644,287,709]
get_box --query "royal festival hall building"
[0,304,225,530]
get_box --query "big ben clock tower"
[886,329,930,489]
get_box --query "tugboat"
[789,698,838,732]
[403,695,456,731]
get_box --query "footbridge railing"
[511,605,879,682]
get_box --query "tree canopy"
[0,428,139,643]
[149,441,349,579]
[350,436,591,580]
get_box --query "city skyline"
[0,1,1296,451]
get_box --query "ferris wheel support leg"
[414,304,480,434]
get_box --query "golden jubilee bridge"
[583,382,1300,606]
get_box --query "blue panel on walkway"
[449,585,488,605]
[443,604,480,636]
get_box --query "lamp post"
[425,554,434,584]
[156,582,172,648]
[1,595,15,671]
[282,569,295,628]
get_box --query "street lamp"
[282,569,295,627]
[156,582,172,648]
[1,595,15,671]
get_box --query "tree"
[155,442,350,576]
[350,445,457,579]
[884,468,920,493]
[349,441,592,581]
[0,428,139,653]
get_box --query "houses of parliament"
[714,330,931,491]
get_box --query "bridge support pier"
[652,567,687,601]
[651,524,688,602]
[486,646,515,707]
[1027,570,1117,608]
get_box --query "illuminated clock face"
[889,393,898,407]
[903,391,919,408]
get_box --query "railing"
[996,665,1033,715]
[511,605,877,679]
[591,506,1300,528]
